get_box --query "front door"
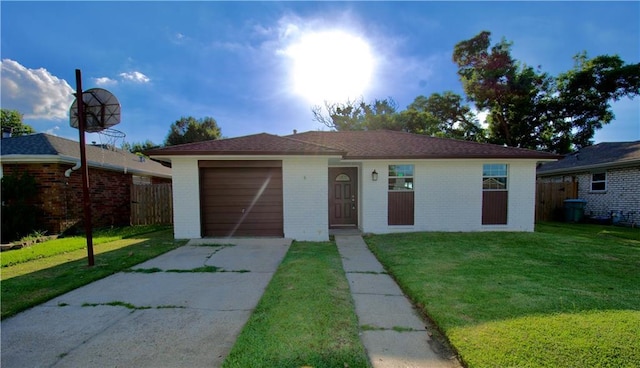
[328,167,358,228]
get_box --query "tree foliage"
[555,53,640,151]
[453,31,640,153]
[121,140,158,154]
[399,92,485,141]
[311,98,401,131]
[164,116,222,146]
[1,171,39,242]
[453,31,556,149]
[1,109,35,136]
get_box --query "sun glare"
[285,30,375,104]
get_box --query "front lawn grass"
[223,241,370,368]
[1,224,170,267]
[1,228,186,319]
[365,222,640,368]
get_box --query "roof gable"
[538,141,640,175]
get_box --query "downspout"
[65,161,81,177]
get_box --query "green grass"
[1,225,171,267]
[223,241,371,368]
[1,229,187,319]
[365,222,640,368]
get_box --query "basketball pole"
[75,69,95,267]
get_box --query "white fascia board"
[0,154,65,163]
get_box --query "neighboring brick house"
[537,141,640,225]
[1,133,172,235]
[147,130,559,241]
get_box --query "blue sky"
[2,1,639,147]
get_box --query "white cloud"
[119,71,150,83]
[94,77,117,86]
[0,59,74,120]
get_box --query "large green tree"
[311,98,401,131]
[399,92,485,141]
[164,116,222,146]
[1,109,35,136]
[555,53,640,151]
[121,140,158,154]
[453,31,555,149]
[453,31,640,153]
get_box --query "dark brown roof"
[145,133,346,156]
[288,130,560,159]
[538,141,640,175]
[146,130,560,160]
[1,133,171,178]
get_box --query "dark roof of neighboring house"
[1,133,171,178]
[537,141,640,175]
[146,133,346,156]
[148,130,560,160]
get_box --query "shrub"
[1,171,40,243]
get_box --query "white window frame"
[590,172,607,192]
[482,164,508,191]
[388,165,414,192]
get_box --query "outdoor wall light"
[372,169,378,181]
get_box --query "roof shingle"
[1,133,171,178]
[288,130,560,159]
[147,130,560,160]
[538,141,640,175]
[145,133,346,156]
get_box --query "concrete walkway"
[1,238,291,368]
[335,235,461,368]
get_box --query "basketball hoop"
[70,88,121,133]
[97,127,126,147]
[96,128,127,173]
[70,86,127,172]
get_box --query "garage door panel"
[201,169,281,180]
[201,197,282,207]
[204,218,283,227]
[200,165,283,237]
[202,211,283,224]
[201,188,283,198]
[202,205,283,214]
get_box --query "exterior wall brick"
[283,157,329,241]
[538,166,640,226]
[170,157,541,241]
[577,166,640,224]
[361,159,537,234]
[2,163,133,234]
[170,158,202,239]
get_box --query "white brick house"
[537,141,640,226]
[148,130,558,241]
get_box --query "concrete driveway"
[1,238,291,368]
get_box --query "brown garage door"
[199,161,283,237]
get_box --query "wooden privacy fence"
[535,180,578,222]
[130,184,173,225]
